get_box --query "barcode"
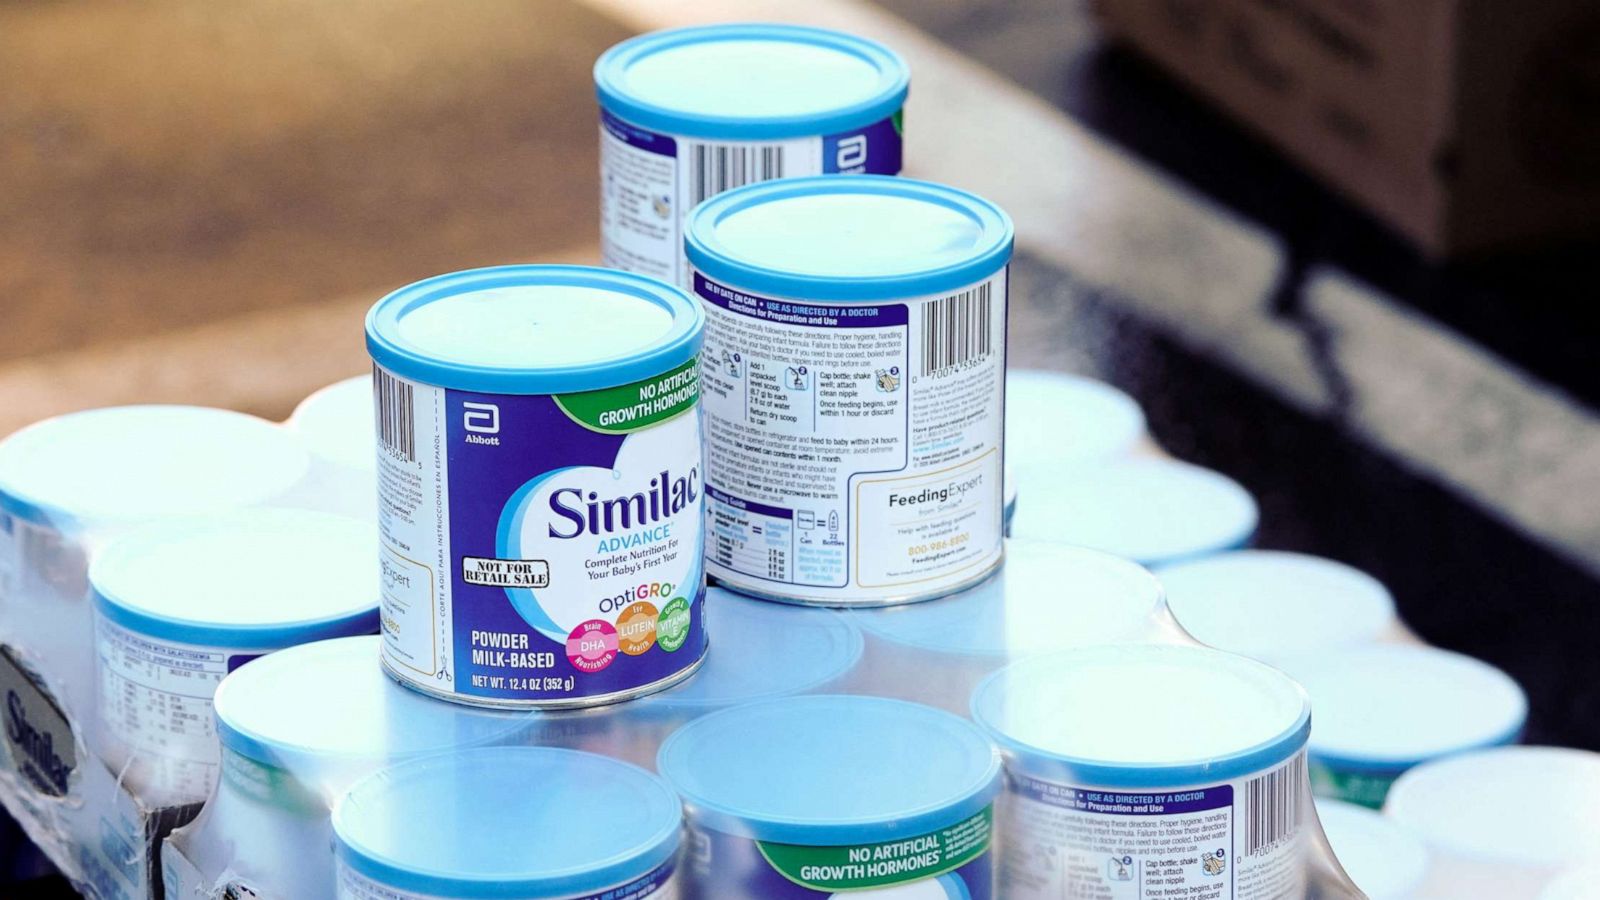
[921,283,994,376]
[374,366,416,463]
[1244,755,1304,855]
[688,143,785,206]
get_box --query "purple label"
[602,108,677,157]
[695,275,910,327]
[824,113,904,175]
[436,386,705,703]
[1010,773,1233,816]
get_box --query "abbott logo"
[836,135,868,170]
[463,402,500,434]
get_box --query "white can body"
[697,268,1008,606]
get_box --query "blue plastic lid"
[214,637,528,769]
[657,695,1000,845]
[1006,370,1146,470]
[0,406,310,530]
[686,176,1013,301]
[1160,551,1397,661]
[91,509,378,649]
[366,265,703,394]
[1285,645,1526,772]
[334,747,680,898]
[853,540,1163,657]
[290,375,375,472]
[595,24,908,140]
[972,644,1310,788]
[1008,458,1258,567]
[649,588,862,709]
[1315,800,1430,900]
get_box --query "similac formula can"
[289,375,378,520]
[89,509,378,807]
[1314,799,1430,900]
[531,585,863,769]
[688,176,1014,606]
[1160,551,1401,665]
[849,539,1167,714]
[0,406,310,720]
[1385,746,1600,900]
[178,636,530,900]
[972,644,1313,900]
[1008,457,1258,568]
[364,265,707,709]
[595,24,908,288]
[1285,645,1527,809]
[658,695,1002,898]
[333,747,680,900]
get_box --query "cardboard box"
[1094,0,1600,255]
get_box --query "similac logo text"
[547,467,700,551]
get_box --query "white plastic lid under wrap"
[847,539,1173,714]
[1288,644,1527,810]
[1314,799,1430,899]
[88,508,381,807]
[1385,746,1600,900]
[1006,457,1259,567]
[1542,864,1600,900]
[1004,368,1148,522]
[1159,550,1400,664]
[164,636,533,900]
[288,375,377,520]
[0,406,310,725]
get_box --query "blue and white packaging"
[532,586,862,769]
[1385,746,1600,900]
[688,175,1014,606]
[1288,644,1526,809]
[162,636,530,900]
[365,265,708,709]
[1159,550,1401,664]
[0,406,311,725]
[1008,457,1258,567]
[657,695,1001,898]
[332,748,680,900]
[90,509,379,807]
[849,539,1168,714]
[973,644,1313,899]
[596,23,908,287]
[1003,369,1147,530]
[289,375,378,521]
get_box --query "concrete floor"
[1,0,620,428]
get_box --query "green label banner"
[1310,760,1398,809]
[757,809,992,891]
[555,359,699,434]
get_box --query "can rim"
[594,23,909,140]
[333,747,681,897]
[365,265,703,395]
[657,694,1002,846]
[972,644,1312,788]
[89,509,379,650]
[686,175,1014,302]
